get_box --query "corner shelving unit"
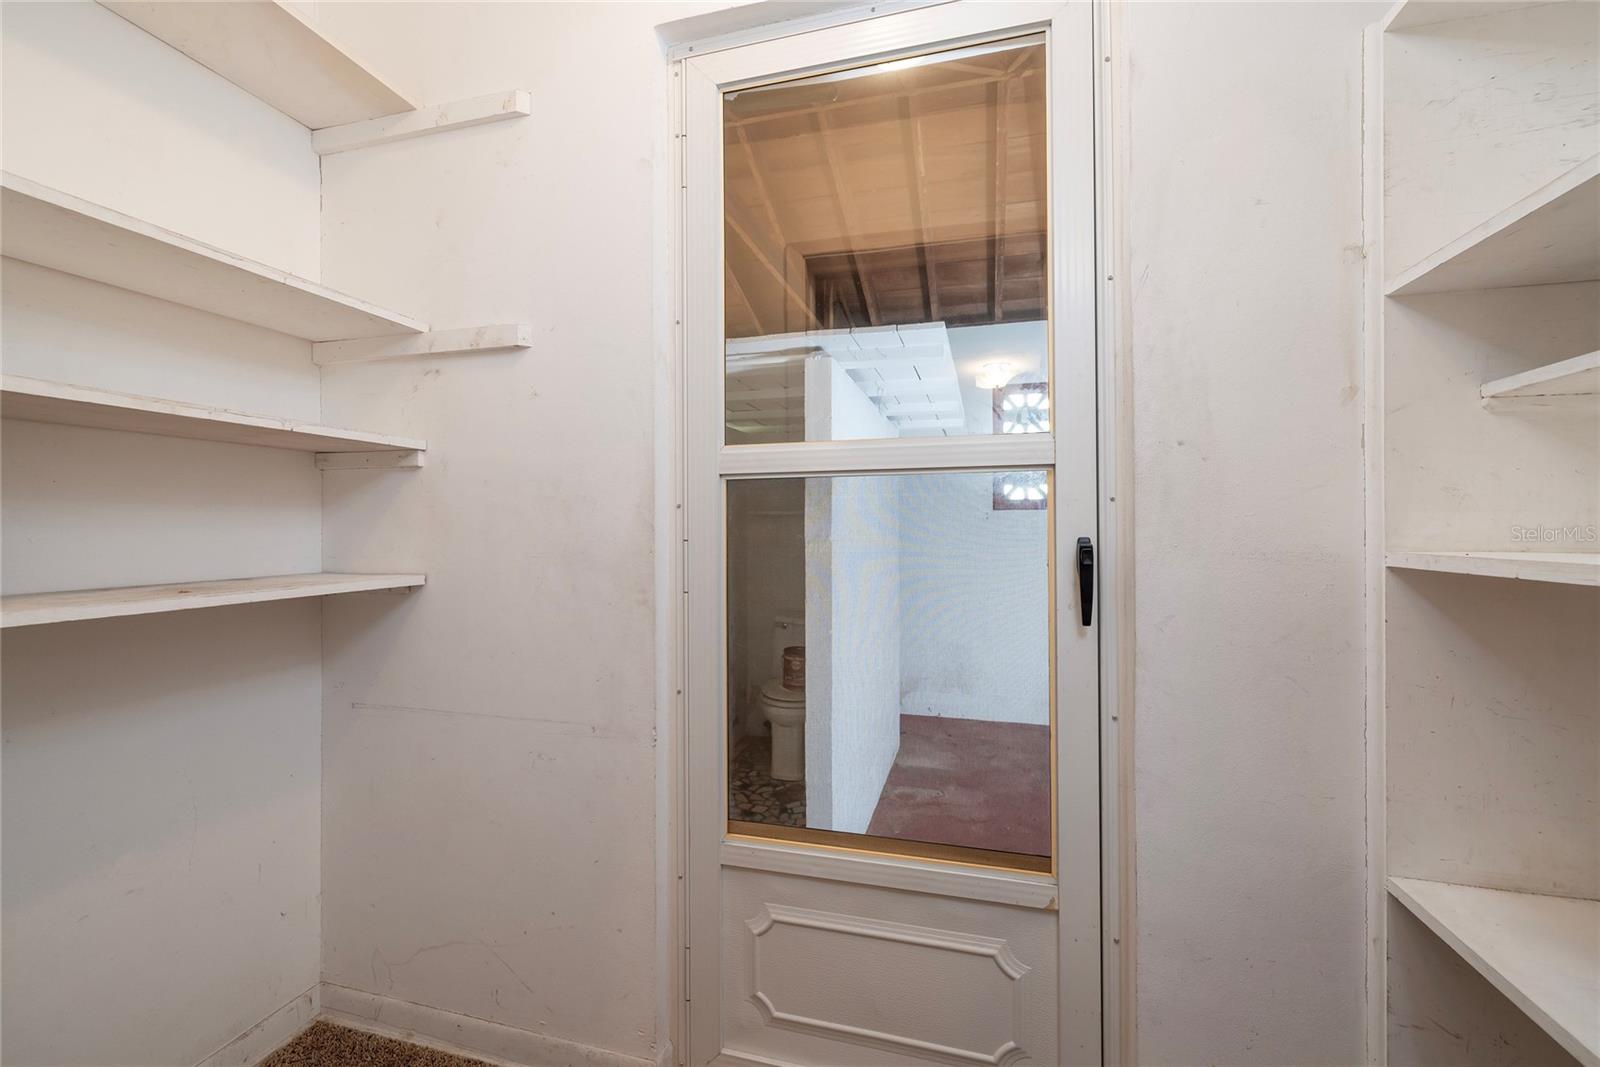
[1,169,433,622]
[6,0,537,633]
[1372,3,1599,1065]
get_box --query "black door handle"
[1076,536,1095,626]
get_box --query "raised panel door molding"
[746,903,1032,1065]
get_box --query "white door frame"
[669,3,1124,1062]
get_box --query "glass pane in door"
[723,36,1050,445]
[726,471,1052,869]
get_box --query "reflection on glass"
[723,37,1050,445]
[726,472,1051,866]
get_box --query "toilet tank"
[772,614,804,679]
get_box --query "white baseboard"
[194,984,320,1067]
[319,983,661,1067]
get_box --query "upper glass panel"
[723,37,1049,445]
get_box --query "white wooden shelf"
[1,573,425,629]
[1482,351,1600,409]
[1387,157,1600,296]
[99,1,415,129]
[1386,550,1600,586]
[0,172,426,342]
[1,375,425,458]
[1388,878,1600,1067]
[1382,1,1547,33]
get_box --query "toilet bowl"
[758,679,806,781]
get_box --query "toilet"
[757,615,805,781]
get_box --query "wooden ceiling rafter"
[813,110,882,326]
[725,263,768,336]
[903,94,940,322]
[990,78,1011,324]
[1002,46,1034,77]
[726,196,820,330]
[1017,71,1045,312]
[733,125,789,263]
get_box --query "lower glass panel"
[726,471,1052,867]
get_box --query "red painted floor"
[867,714,1050,858]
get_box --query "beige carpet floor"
[260,1022,494,1067]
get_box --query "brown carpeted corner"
[261,1021,496,1067]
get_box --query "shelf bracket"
[313,324,532,367]
[316,450,424,471]
[311,90,531,155]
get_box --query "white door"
[679,5,1103,1063]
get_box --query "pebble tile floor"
[728,733,806,826]
[261,1022,492,1067]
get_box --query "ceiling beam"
[990,77,1015,324]
[726,200,819,330]
[902,96,940,323]
[814,111,882,327]
[725,263,769,336]
[733,126,790,268]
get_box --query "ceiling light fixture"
[976,361,1014,390]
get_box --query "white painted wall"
[1124,3,1383,1063]
[1,605,323,1067]
[0,5,325,1064]
[898,473,1048,725]
[309,3,718,1063]
[803,362,901,833]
